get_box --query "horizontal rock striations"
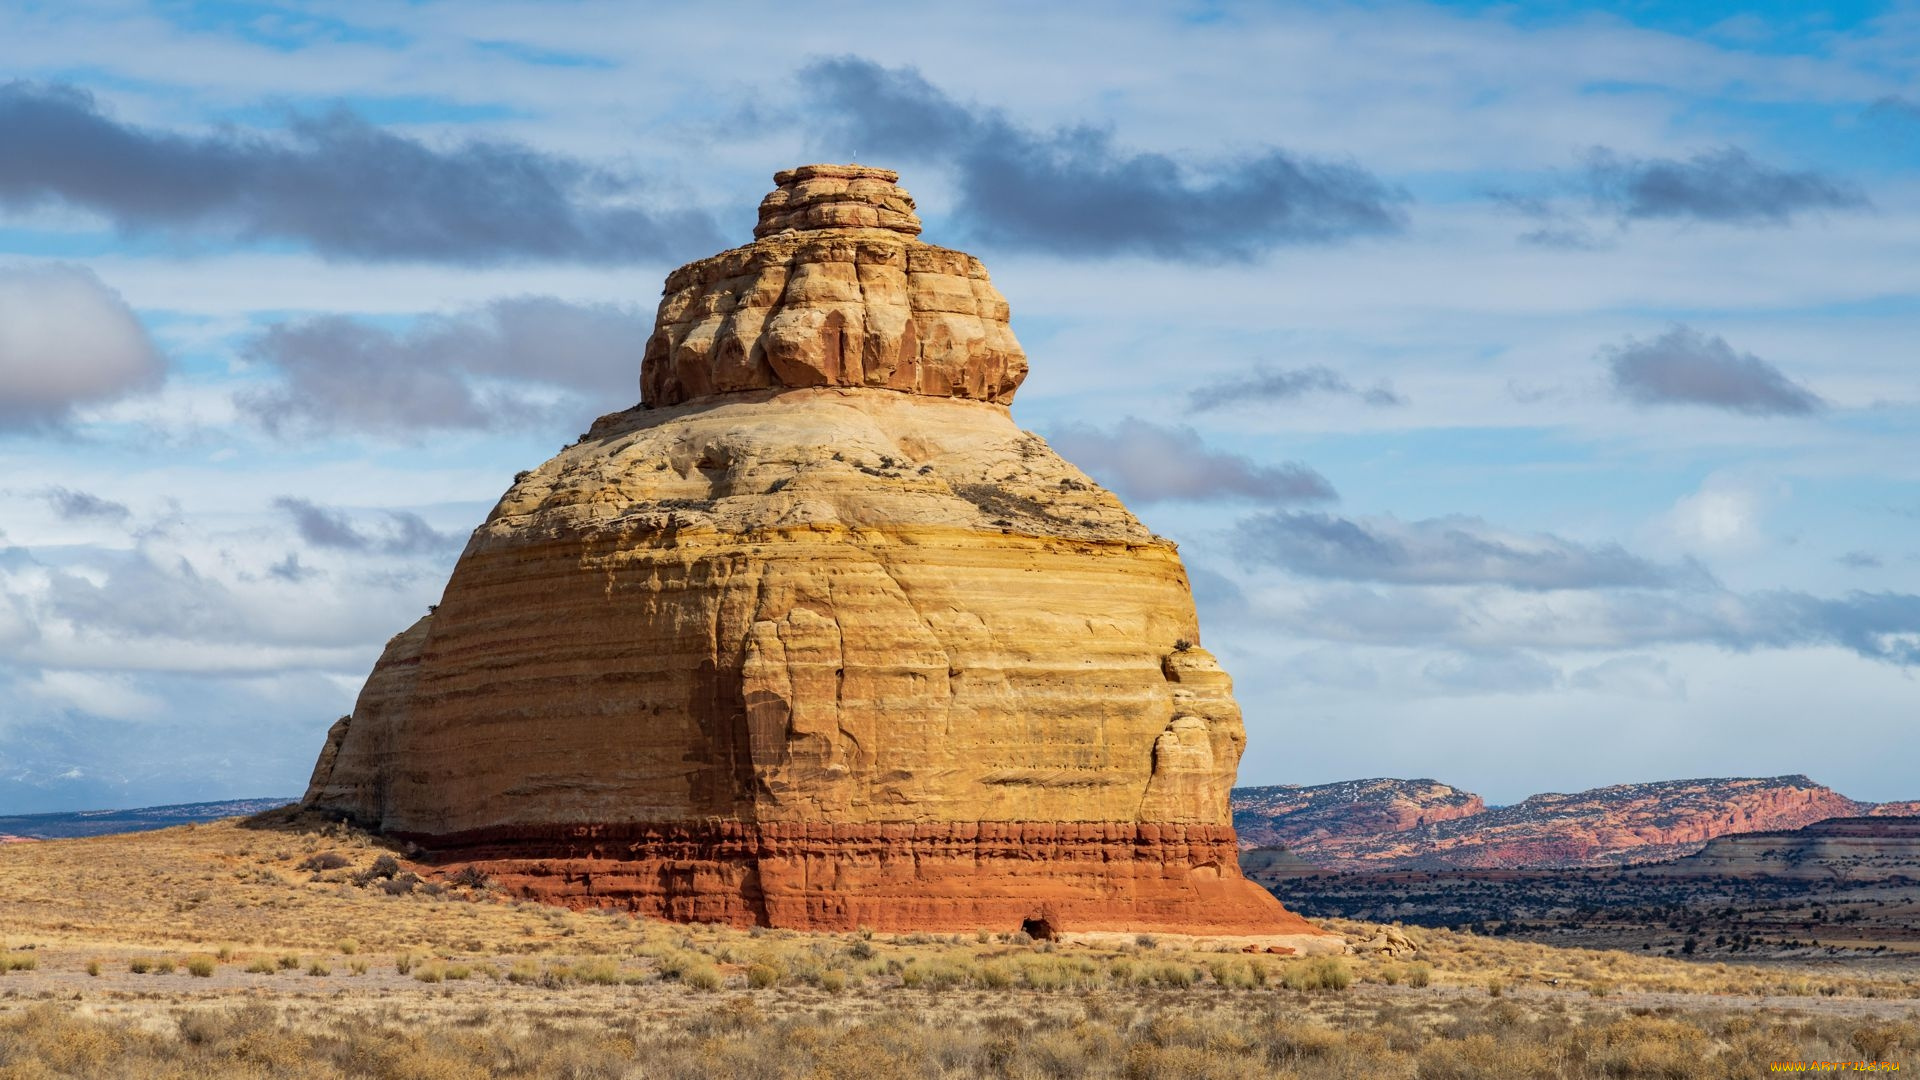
[1637,815,1920,881]
[1231,774,1905,871]
[303,165,1316,940]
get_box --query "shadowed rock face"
[302,165,1318,939]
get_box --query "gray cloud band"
[240,297,650,436]
[1225,511,1920,667]
[273,498,458,556]
[1048,419,1336,504]
[1605,325,1822,416]
[1581,146,1866,226]
[0,82,721,264]
[799,57,1407,261]
[1188,364,1404,412]
[1234,510,1695,590]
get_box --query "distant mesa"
[0,797,296,841]
[301,165,1324,943]
[1231,774,1915,872]
[1638,815,1920,881]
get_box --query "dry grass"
[1325,917,1920,1000]
[0,986,1914,1079]
[2,818,1919,1076]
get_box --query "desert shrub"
[1,951,37,972]
[902,959,976,991]
[379,873,420,896]
[186,955,216,978]
[153,957,176,974]
[1406,963,1433,988]
[1280,957,1352,992]
[358,854,401,882]
[307,960,330,976]
[1151,962,1198,989]
[1134,934,1159,950]
[747,963,780,989]
[448,865,491,889]
[1850,1021,1916,1060]
[395,953,417,975]
[574,959,621,986]
[507,959,540,985]
[277,954,300,970]
[1418,1032,1557,1079]
[1209,958,1261,990]
[684,964,723,991]
[245,957,275,974]
[348,959,368,976]
[1581,1017,1713,1078]
[820,969,848,993]
[1261,1020,1345,1062]
[413,963,444,984]
[336,938,358,955]
[85,959,100,977]
[296,852,349,872]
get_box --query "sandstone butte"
[302,164,1327,944]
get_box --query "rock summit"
[302,164,1320,940]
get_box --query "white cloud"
[0,263,166,428]
[1568,654,1688,699]
[26,670,164,721]
[1663,475,1769,553]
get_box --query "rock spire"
[642,163,1024,408]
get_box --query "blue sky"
[1,0,1916,812]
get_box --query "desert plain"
[0,809,1916,1078]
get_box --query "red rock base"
[398,820,1322,936]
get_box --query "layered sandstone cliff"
[1232,774,1894,871]
[1639,816,1920,881]
[304,165,1317,940]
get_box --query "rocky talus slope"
[1232,775,1911,871]
[304,164,1318,940]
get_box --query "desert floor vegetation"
[1,817,1917,1076]
[0,980,1915,1079]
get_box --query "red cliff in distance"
[1233,775,1910,871]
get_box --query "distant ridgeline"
[0,798,296,841]
[1230,775,1920,872]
